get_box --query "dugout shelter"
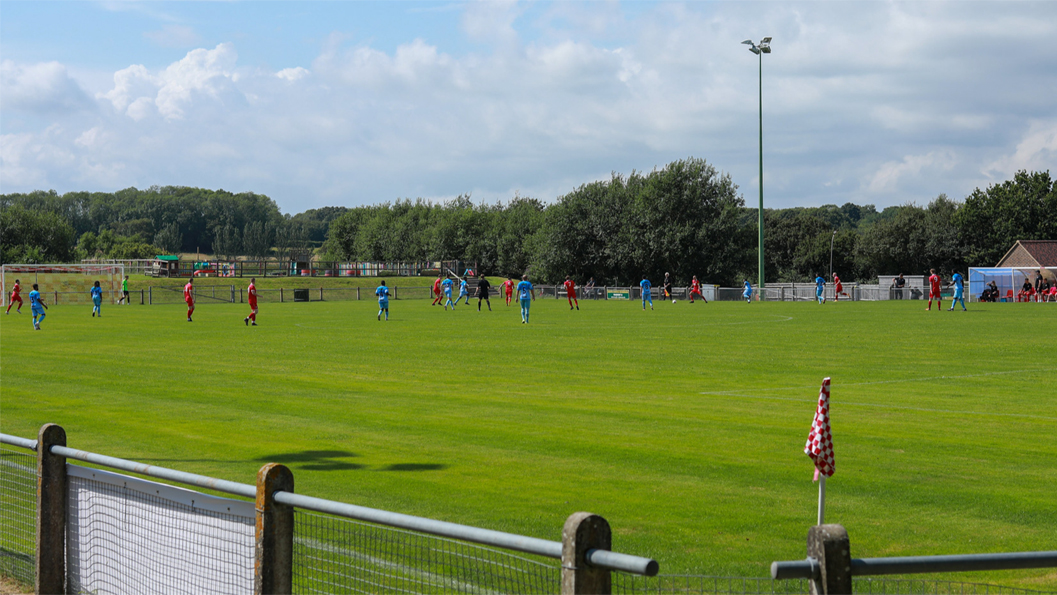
[969,240,1057,301]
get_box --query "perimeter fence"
[31,282,1011,307]
[3,428,1054,594]
[1,425,657,595]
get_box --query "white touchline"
[699,368,1053,396]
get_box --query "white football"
[672,299,677,304]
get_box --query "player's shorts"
[520,297,531,308]
[743,292,752,299]
[929,291,941,299]
[478,293,490,300]
[249,303,258,313]
[835,284,843,293]
[186,299,194,306]
[122,290,130,298]
[816,288,824,296]
[378,299,389,308]
[32,306,44,316]
[444,290,452,296]
[92,296,102,306]
[505,290,513,297]
[433,288,442,295]
[567,289,577,299]
[953,290,963,299]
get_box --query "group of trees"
[3,162,1054,285]
[0,186,334,264]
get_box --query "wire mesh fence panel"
[66,465,255,595]
[852,577,1055,594]
[0,446,36,587]
[293,510,560,595]
[614,575,1048,595]
[614,574,812,594]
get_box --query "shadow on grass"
[254,450,365,471]
[378,463,447,472]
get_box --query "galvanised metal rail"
[771,551,1057,580]
[0,432,659,576]
[273,490,659,576]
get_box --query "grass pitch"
[2,296,1055,588]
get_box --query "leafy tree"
[154,223,183,254]
[0,205,77,264]
[243,221,272,259]
[212,223,242,260]
[956,170,1056,266]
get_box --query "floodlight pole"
[757,48,765,292]
[744,37,771,291]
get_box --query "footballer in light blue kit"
[375,281,390,321]
[948,272,966,311]
[815,275,826,305]
[516,275,535,323]
[743,280,753,303]
[90,280,103,317]
[441,277,455,310]
[640,277,653,310]
[456,278,470,305]
[29,283,47,330]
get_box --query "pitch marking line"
[699,369,1051,395]
[699,368,1057,421]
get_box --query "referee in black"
[476,275,492,311]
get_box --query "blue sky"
[2,1,1055,214]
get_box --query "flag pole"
[817,475,826,525]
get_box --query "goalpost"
[2,264,125,307]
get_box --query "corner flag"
[805,377,835,478]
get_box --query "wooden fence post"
[37,423,67,595]
[255,463,294,595]
[562,512,611,595]
[808,524,852,595]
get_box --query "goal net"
[2,264,124,307]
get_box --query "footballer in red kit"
[245,278,258,326]
[502,278,515,306]
[184,279,195,322]
[431,276,443,306]
[689,276,707,303]
[563,276,579,310]
[927,269,943,311]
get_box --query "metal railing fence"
[0,445,35,587]
[770,525,1057,594]
[1,428,658,595]
[293,510,560,594]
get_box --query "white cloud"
[99,44,242,120]
[984,121,1057,179]
[0,60,93,114]
[143,25,202,49]
[276,67,310,82]
[867,151,958,194]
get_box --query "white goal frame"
[2,263,125,306]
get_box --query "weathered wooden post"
[808,524,852,595]
[562,512,611,595]
[255,463,294,595]
[37,423,67,595]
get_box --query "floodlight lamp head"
[761,37,772,44]
[748,46,761,55]
[742,40,754,45]
[761,46,771,54]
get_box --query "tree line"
[2,159,1054,285]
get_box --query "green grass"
[2,297,1055,589]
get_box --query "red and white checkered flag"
[805,377,835,479]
